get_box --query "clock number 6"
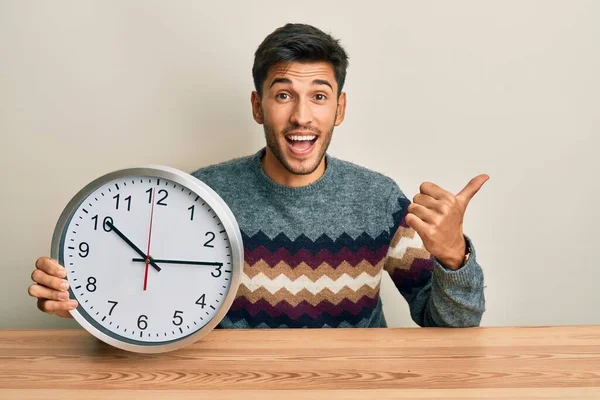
[137,315,148,330]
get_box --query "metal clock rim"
[50,165,243,353]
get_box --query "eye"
[314,94,327,101]
[276,93,290,100]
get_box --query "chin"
[282,155,323,176]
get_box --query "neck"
[261,148,327,188]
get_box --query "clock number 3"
[211,265,222,278]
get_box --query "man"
[29,23,487,328]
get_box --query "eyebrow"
[269,78,333,91]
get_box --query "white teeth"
[288,135,316,141]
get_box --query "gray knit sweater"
[192,148,485,328]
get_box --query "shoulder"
[188,152,260,203]
[190,153,256,188]
[330,155,407,200]
[192,154,252,178]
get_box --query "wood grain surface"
[1,326,599,399]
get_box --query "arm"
[383,185,485,327]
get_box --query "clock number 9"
[79,242,89,258]
[137,315,148,330]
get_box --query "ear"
[334,92,346,126]
[251,91,264,124]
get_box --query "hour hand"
[105,221,162,272]
[132,258,222,267]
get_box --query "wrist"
[437,238,469,271]
[437,254,463,271]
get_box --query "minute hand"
[132,258,223,267]
[105,221,161,272]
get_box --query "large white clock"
[50,166,243,353]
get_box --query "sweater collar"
[249,147,337,196]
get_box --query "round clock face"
[51,166,242,353]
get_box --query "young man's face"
[251,61,346,176]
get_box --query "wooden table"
[1,326,599,399]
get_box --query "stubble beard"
[262,111,336,176]
[263,124,334,176]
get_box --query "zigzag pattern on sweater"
[221,203,434,328]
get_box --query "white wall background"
[1,0,598,329]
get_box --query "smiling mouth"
[285,135,318,152]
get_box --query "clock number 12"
[147,188,168,206]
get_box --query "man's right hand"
[29,257,78,318]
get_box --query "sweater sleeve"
[382,182,486,327]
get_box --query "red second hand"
[143,188,156,291]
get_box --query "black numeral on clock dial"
[172,310,183,326]
[86,277,97,292]
[212,265,222,278]
[137,315,148,330]
[147,188,168,206]
[91,215,113,232]
[196,294,206,308]
[204,232,215,248]
[113,194,131,211]
[108,300,118,316]
[78,242,89,258]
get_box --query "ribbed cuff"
[432,235,484,289]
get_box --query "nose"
[289,97,313,127]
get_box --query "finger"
[35,257,67,278]
[456,174,490,205]
[407,203,438,224]
[419,182,453,202]
[405,212,430,238]
[28,284,70,301]
[37,298,78,315]
[31,269,70,292]
[412,194,444,213]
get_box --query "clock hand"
[143,188,157,291]
[132,258,223,267]
[105,221,162,272]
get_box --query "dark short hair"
[252,23,349,98]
